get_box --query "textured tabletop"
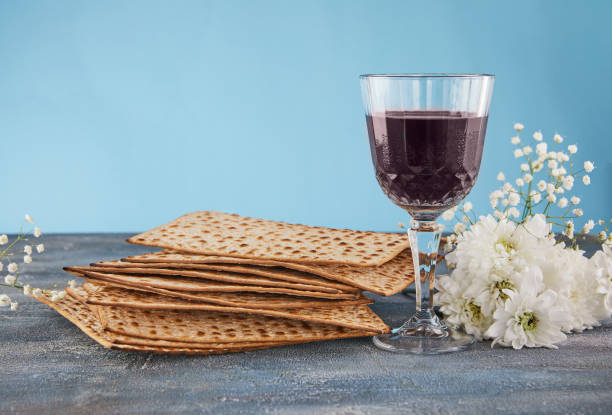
[1,234,611,415]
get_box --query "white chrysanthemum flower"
[497,172,505,181]
[558,197,568,208]
[536,180,547,192]
[36,244,45,253]
[485,267,568,349]
[454,223,467,234]
[514,123,524,132]
[442,209,455,221]
[584,161,594,172]
[10,302,18,311]
[553,134,563,143]
[23,255,32,264]
[514,149,523,158]
[582,220,595,234]
[547,160,558,169]
[520,163,529,172]
[7,262,17,274]
[532,131,543,141]
[32,288,42,298]
[24,245,32,255]
[5,274,16,285]
[0,294,10,307]
[463,202,473,212]
[570,196,580,205]
[535,142,548,156]
[515,178,524,187]
[582,175,590,185]
[33,227,42,238]
[592,245,612,314]
[523,145,533,155]
[573,208,583,217]
[25,214,34,224]
[0,235,8,245]
[568,144,578,154]
[23,284,32,296]
[511,136,521,145]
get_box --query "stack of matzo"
[38,211,413,355]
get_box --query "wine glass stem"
[407,219,443,319]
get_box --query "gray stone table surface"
[0,234,611,415]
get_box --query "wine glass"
[360,73,494,354]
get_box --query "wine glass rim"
[360,73,495,79]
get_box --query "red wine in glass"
[360,74,494,354]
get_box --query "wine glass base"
[373,315,475,355]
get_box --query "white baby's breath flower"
[532,131,543,141]
[32,288,42,298]
[563,176,575,190]
[0,294,10,307]
[584,161,594,173]
[523,145,533,155]
[0,235,7,245]
[582,220,595,234]
[535,142,548,156]
[36,244,44,253]
[514,123,524,132]
[507,207,520,218]
[530,191,542,204]
[573,208,583,217]
[546,194,556,203]
[454,223,467,234]
[515,178,524,187]
[508,192,521,206]
[490,199,499,209]
[463,202,473,212]
[564,221,575,238]
[537,180,547,192]
[5,274,16,285]
[502,199,509,207]
[551,168,561,178]
[582,175,590,185]
[502,182,513,193]
[23,255,32,264]
[10,302,18,311]
[599,231,608,242]
[23,284,32,296]
[514,149,524,158]
[570,196,581,205]
[7,262,17,274]
[568,144,578,154]
[558,197,568,208]
[547,160,558,169]
[511,136,521,145]
[555,186,564,194]
[520,163,530,172]
[442,209,454,221]
[462,215,470,223]
[33,227,42,238]
[494,210,505,220]
[24,245,32,255]
[599,220,605,226]
[546,183,555,195]
[523,174,533,183]
[24,214,34,224]
[553,134,563,143]
[497,172,506,181]
[557,152,570,162]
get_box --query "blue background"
[1,0,610,233]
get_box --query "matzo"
[126,211,410,266]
